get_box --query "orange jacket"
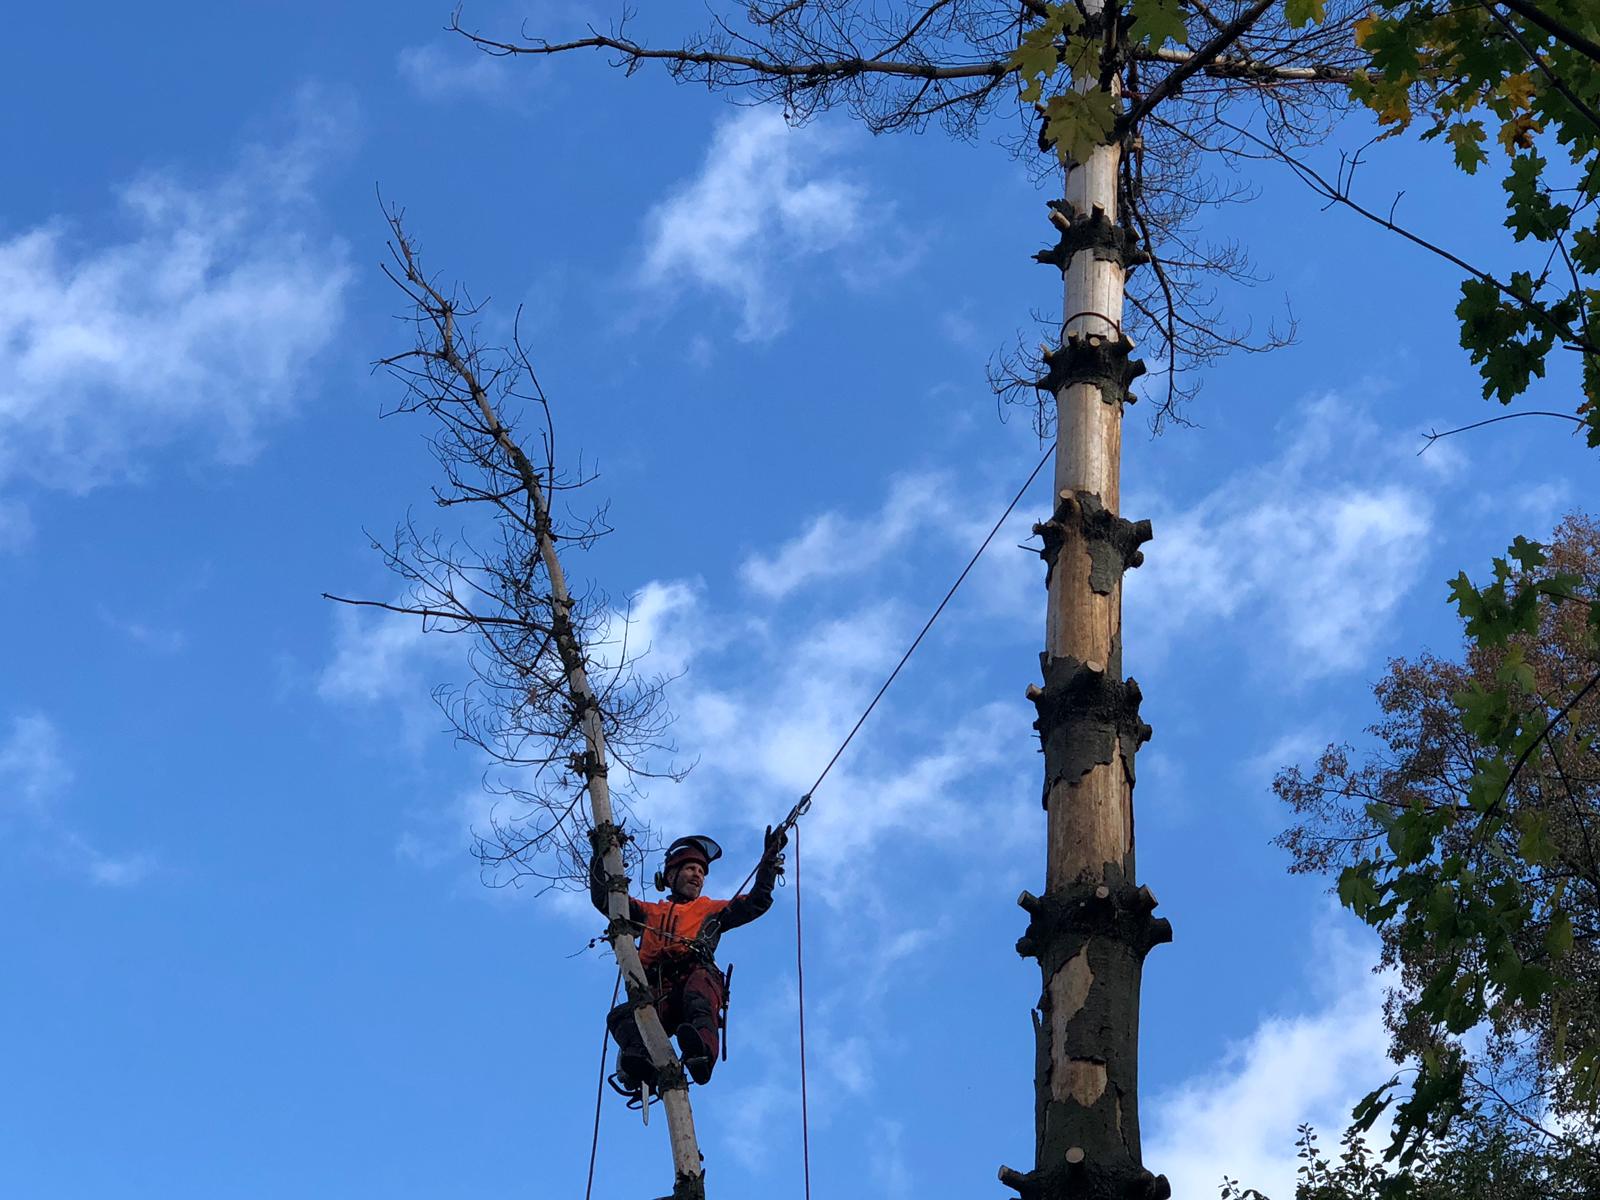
[635,896,731,968]
[590,857,778,969]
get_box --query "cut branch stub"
[1034,490,1152,595]
[999,1158,1172,1200]
[1036,333,1146,405]
[664,1171,707,1200]
[1028,653,1151,810]
[1015,879,1173,977]
[1011,880,1173,1200]
[1036,202,1150,273]
[587,821,628,855]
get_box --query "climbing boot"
[676,1024,715,1086]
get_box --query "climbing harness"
[583,440,1056,1196]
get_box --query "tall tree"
[1222,1118,1600,1199]
[1275,513,1600,1180]
[327,214,709,1196]
[444,3,1369,1196]
[1260,0,1600,1176]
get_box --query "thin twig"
[1417,410,1587,453]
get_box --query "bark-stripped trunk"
[1003,14,1172,1200]
[444,320,706,1200]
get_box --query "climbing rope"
[585,969,623,1200]
[799,438,1056,804]
[584,439,1056,1195]
[729,437,1058,900]
[794,822,812,1200]
[741,439,1055,1193]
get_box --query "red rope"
[585,969,622,1200]
[795,823,812,1200]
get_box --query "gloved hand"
[761,824,788,876]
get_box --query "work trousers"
[608,959,724,1080]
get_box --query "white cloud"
[719,1076,794,1171]
[371,466,1039,906]
[1242,726,1330,788]
[0,713,151,886]
[318,603,452,706]
[85,853,155,887]
[639,109,875,340]
[1135,748,1191,825]
[355,463,1045,902]
[735,464,1047,624]
[740,474,954,600]
[1494,476,1573,526]
[1131,395,1433,680]
[1146,913,1393,1200]
[601,579,708,679]
[351,464,1042,1146]
[0,497,32,552]
[603,577,1034,908]
[397,43,511,101]
[869,1119,912,1197]
[1412,430,1469,480]
[0,107,351,496]
[0,713,69,813]
[98,606,186,653]
[395,779,499,869]
[940,306,983,350]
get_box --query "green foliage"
[1339,0,1600,441]
[1445,120,1489,174]
[1010,0,1193,167]
[1327,533,1600,1161]
[1284,0,1326,32]
[1277,516,1600,1182]
[1042,89,1121,165]
[1223,1117,1600,1199]
[1010,4,1093,166]
[1129,0,1191,51]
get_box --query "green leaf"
[1495,645,1536,693]
[1284,0,1326,29]
[1571,1047,1600,1106]
[1447,121,1488,173]
[1536,571,1582,602]
[1009,24,1062,83]
[1339,864,1384,920]
[1042,88,1119,166]
[1547,909,1574,958]
[1351,1081,1397,1133]
[1128,0,1189,48]
[1060,31,1099,76]
[1467,757,1510,811]
[1516,809,1556,866]
[1506,535,1547,571]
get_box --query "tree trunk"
[1004,14,1172,1200]
[460,359,706,1200]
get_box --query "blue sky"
[1,4,1592,1198]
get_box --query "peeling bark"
[1003,7,1172,1197]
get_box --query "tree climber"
[590,828,788,1095]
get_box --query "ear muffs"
[653,869,668,893]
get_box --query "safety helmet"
[655,834,722,891]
